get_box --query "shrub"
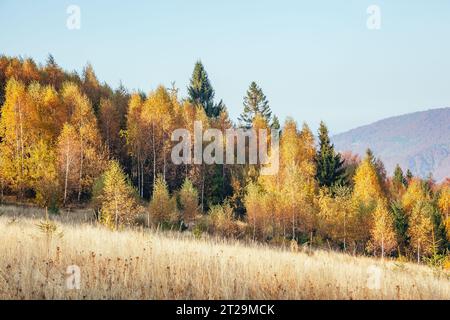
[208,201,237,237]
[149,176,178,227]
[178,178,199,223]
[98,160,142,230]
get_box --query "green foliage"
[423,251,449,270]
[405,169,414,184]
[1,54,450,265]
[48,196,60,215]
[206,165,230,206]
[271,115,280,130]
[238,81,272,128]
[365,148,387,192]
[36,210,64,239]
[187,61,222,118]
[390,200,409,254]
[315,121,346,188]
[393,164,406,187]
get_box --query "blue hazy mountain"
[332,108,450,182]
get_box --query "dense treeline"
[0,55,449,264]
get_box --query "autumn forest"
[0,55,449,267]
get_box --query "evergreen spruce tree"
[315,121,345,188]
[390,200,409,255]
[405,169,414,184]
[187,61,222,118]
[393,164,406,187]
[271,115,281,131]
[46,54,57,68]
[238,81,272,128]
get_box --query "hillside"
[0,206,449,299]
[332,108,450,181]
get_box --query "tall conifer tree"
[315,121,345,188]
[239,81,272,128]
[187,61,222,118]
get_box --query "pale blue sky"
[1,0,450,133]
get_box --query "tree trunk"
[163,149,166,181]
[17,101,24,199]
[0,177,4,203]
[78,131,84,202]
[63,145,70,206]
[114,194,118,230]
[343,211,347,252]
[141,160,144,198]
[201,164,205,212]
[152,122,156,185]
[417,241,421,264]
[137,155,140,196]
[163,131,167,182]
[222,164,225,201]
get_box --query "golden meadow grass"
[0,205,449,300]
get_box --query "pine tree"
[187,61,222,118]
[238,81,272,128]
[315,121,345,188]
[391,164,407,199]
[405,169,413,185]
[271,115,280,131]
[438,184,449,239]
[390,200,409,255]
[46,54,57,68]
[99,160,141,230]
[365,148,387,191]
[393,164,406,187]
[43,54,65,90]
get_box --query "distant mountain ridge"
[332,108,450,182]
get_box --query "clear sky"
[1,0,450,134]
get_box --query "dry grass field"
[0,205,449,300]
